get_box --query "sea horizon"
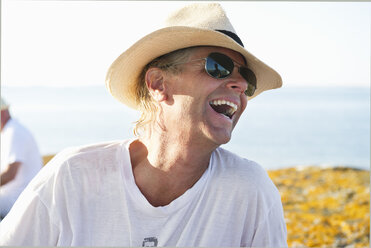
[1,85,370,170]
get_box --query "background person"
[0,98,43,219]
[0,3,287,246]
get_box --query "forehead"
[189,46,246,65]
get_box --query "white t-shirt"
[0,139,287,247]
[0,119,42,203]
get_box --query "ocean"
[2,85,370,170]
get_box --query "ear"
[146,68,167,102]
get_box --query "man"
[0,98,43,219]
[0,3,287,246]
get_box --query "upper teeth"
[209,100,238,115]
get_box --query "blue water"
[2,85,370,170]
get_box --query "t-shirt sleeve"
[0,190,59,246]
[250,200,288,247]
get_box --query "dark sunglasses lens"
[205,53,234,79]
[239,67,257,96]
[245,84,256,97]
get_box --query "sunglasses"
[167,52,257,97]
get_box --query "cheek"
[173,95,199,116]
[240,97,248,113]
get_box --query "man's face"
[160,46,249,147]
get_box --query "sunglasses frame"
[164,52,257,97]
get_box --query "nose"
[225,70,248,95]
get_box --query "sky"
[1,1,370,88]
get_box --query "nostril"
[232,86,242,92]
[228,83,247,94]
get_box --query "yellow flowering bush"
[268,166,370,247]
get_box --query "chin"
[219,136,232,145]
[208,131,233,147]
[199,122,234,147]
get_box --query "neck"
[142,129,214,172]
[129,126,217,207]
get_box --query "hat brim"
[106,26,282,109]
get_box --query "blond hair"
[134,47,198,136]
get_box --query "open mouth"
[209,100,238,119]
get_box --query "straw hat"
[1,98,9,111]
[106,3,282,109]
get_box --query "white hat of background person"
[106,3,282,110]
[1,98,9,111]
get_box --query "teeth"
[209,99,238,115]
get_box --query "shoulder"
[211,147,281,202]
[2,119,23,136]
[55,140,127,166]
[212,147,271,183]
[29,140,129,193]
[3,119,34,142]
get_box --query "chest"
[57,187,253,246]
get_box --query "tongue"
[210,104,230,117]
